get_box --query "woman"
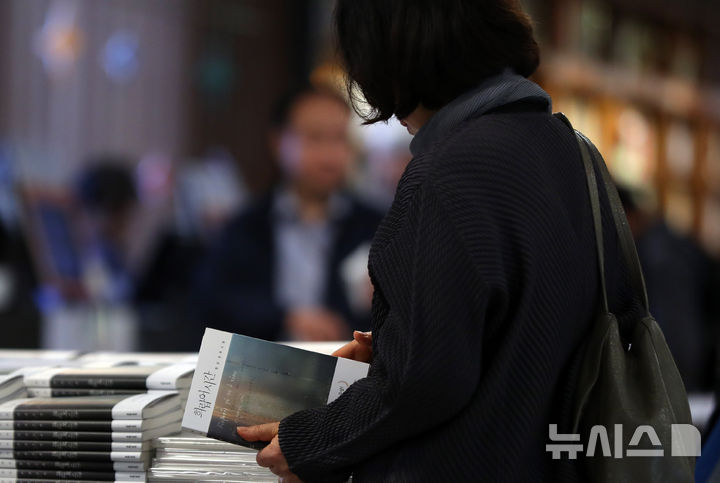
[237,0,640,481]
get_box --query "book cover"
[24,364,194,391]
[182,328,368,450]
[0,468,146,481]
[0,440,150,452]
[0,459,146,472]
[0,422,181,442]
[0,393,181,421]
[0,449,150,462]
[26,388,147,398]
[0,412,181,433]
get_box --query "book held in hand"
[182,328,369,450]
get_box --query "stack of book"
[0,392,182,482]
[23,364,195,405]
[148,433,275,482]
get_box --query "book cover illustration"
[183,328,368,449]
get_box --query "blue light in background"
[101,30,140,83]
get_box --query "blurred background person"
[38,159,140,351]
[132,152,244,351]
[618,185,720,392]
[75,160,138,305]
[0,148,41,348]
[192,84,382,343]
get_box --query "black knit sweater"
[278,102,641,482]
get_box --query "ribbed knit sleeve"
[278,179,493,482]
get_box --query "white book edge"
[115,461,146,471]
[25,388,51,398]
[116,472,147,482]
[0,400,32,420]
[22,368,64,388]
[111,392,179,420]
[146,364,195,390]
[112,422,182,441]
[111,411,181,431]
[327,357,370,404]
[182,328,231,435]
[111,450,146,461]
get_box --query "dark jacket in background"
[191,193,382,343]
[635,221,720,392]
[0,221,41,348]
[278,102,644,482]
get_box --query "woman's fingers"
[256,436,296,479]
[236,422,279,442]
[353,330,372,346]
[256,439,284,467]
[331,340,358,358]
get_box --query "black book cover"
[0,440,149,451]
[27,367,162,390]
[28,388,146,398]
[0,397,127,421]
[0,431,115,442]
[0,450,150,462]
[0,393,179,422]
[0,469,132,481]
[24,365,192,390]
[0,459,146,472]
[4,421,114,432]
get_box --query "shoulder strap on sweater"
[553,112,650,317]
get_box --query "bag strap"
[553,113,650,317]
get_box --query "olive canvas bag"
[554,113,696,482]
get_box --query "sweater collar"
[409,70,552,156]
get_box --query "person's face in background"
[275,94,353,199]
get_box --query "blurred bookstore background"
[0,0,720,401]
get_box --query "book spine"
[181,328,229,435]
[0,459,144,472]
[27,388,145,398]
[0,468,121,481]
[48,376,150,389]
[0,430,114,442]
[145,364,194,390]
[111,392,176,420]
[22,369,63,388]
[110,420,143,431]
[0,441,145,451]
[9,421,115,432]
[0,450,145,462]
[12,409,113,421]
[0,400,29,420]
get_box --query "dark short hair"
[335,0,540,123]
[76,159,137,214]
[270,83,350,129]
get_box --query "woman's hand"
[331,330,373,363]
[237,423,302,482]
